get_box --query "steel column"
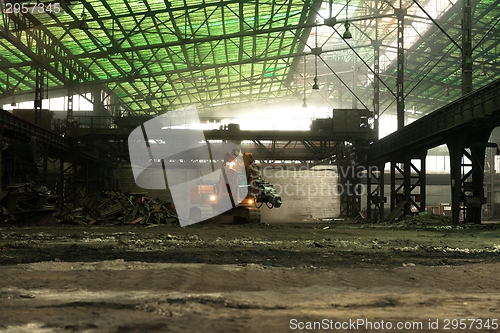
[34,65,43,126]
[366,163,385,220]
[352,49,358,109]
[465,147,484,223]
[407,151,427,213]
[339,167,361,217]
[85,161,89,195]
[390,151,427,218]
[42,144,48,185]
[403,156,411,215]
[447,128,494,224]
[338,144,361,217]
[465,129,494,223]
[447,138,463,224]
[390,158,404,213]
[462,0,473,95]
[73,164,78,209]
[373,39,380,138]
[373,0,380,137]
[396,8,406,130]
[58,159,64,211]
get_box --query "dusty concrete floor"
[1,218,500,332]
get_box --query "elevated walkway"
[368,79,500,163]
[365,79,500,224]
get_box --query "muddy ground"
[1,217,500,332]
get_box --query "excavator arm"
[251,177,282,208]
[190,150,281,223]
[242,152,282,208]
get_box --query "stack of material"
[73,191,179,225]
[0,183,59,225]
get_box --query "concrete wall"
[260,166,340,223]
[114,163,174,202]
[426,185,451,207]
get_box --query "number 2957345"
[3,3,62,14]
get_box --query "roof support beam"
[411,0,462,51]
[0,9,130,112]
[1,22,320,68]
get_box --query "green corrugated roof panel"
[4,0,500,116]
[0,1,346,113]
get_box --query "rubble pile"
[62,191,179,225]
[0,183,59,225]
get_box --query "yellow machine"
[190,150,281,223]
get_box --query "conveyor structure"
[366,78,500,224]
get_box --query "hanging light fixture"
[343,1,352,39]
[312,77,319,90]
[480,64,486,76]
[312,24,320,90]
[10,87,16,107]
[343,22,352,39]
[79,10,89,30]
[444,87,450,97]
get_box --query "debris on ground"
[370,211,453,228]
[59,191,179,226]
[398,213,452,226]
[0,183,59,225]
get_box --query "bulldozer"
[190,149,282,223]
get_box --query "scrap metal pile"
[68,191,179,226]
[0,185,179,226]
[0,183,59,225]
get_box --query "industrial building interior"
[1,0,500,332]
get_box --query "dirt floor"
[1,216,500,333]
